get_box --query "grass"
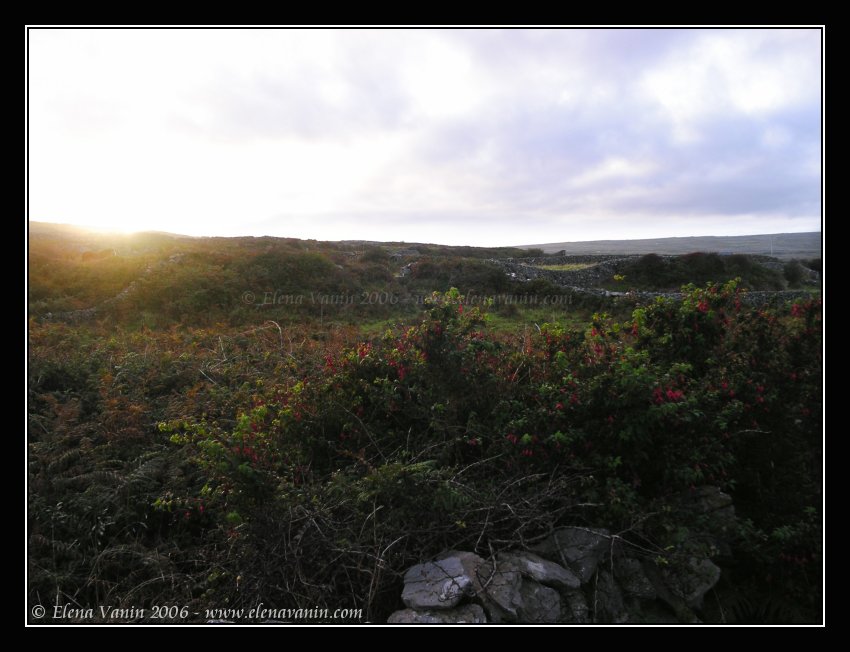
[358,317,401,338]
[483,305,592,333]
[534,263,596,272]
[356,304,595,338]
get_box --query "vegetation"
[534,262,596,272]
[612,252,786,291]
[27,227,822,623]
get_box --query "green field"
[533,262,596,271]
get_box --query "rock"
[688,485,737,544]
[532,527,611,583]
[562,590,589,623]
[441,550,486,585]
[615,558,656,600]
[439,550,489,602]
[388,604,487,624]
[497,551,580,590]
[640,559,700,623]
[663,558,721,609]
[391,538,721,624]
[401,557,475,610]
[685,485,733,514]
[478,558,561,623]
[683,485,736,532]
[516,579,561,623]
[477,557,523,622]
[594,569,628,623]
[628,600,680,624]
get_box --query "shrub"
[161,284,821,621]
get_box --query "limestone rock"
[562,590,589,624]
[478,558,561,623]
[532,527,611,583]
[663,558,721,609]
[686,485,733,514]
[615,557,656,600]
[516,579,561,623]
[594,569,628,623]
[477,558,523,622]
[498,551,580,590]
[388,604,487,624]
[440,550,487,593]
[401,557,474,610]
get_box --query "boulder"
[685,485,733,514]
[640,558,701,623]
[532,527,611,583]
[440,550,487,591]
[497,551,580,590]
[478,558,561,623]
[401,557,475,610]
[388,604,487,624]
[615,557,656,600]
[516,579,561,623]
[477,557,523,622]
[682,486,737,555]
[663,558,721,609]
[562,590,589,624]
[594,569,628,623]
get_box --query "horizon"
[27,28,822,246]
[27,219,821,249]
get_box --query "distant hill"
[523,232,821,260]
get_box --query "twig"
[451,453,505,480]
[338,403,387,463]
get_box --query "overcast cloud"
[28,28,822,246]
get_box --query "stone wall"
[489,254,821,300]
[494,256,637,287]
[388,486,735,624]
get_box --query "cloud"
[639,29,820,143]
[28,28,822,244]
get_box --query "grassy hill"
[26,223,822,623]
[28,222,819,328]
[523,232,821,260]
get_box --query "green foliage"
[29,252,822,622]
[619,252,784,290]
[783,260,806,288]
[150,285,821,620]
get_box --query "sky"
[27,28,822,246]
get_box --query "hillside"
[523,232,821,260]
[27,223,822,624]
[28,222,819,328]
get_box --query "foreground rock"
[532,527,611,583]
[401,557,475,610]
[663,558,721,609]
[477,557,562,623]
[388,604,487,624]
[497,551,581,590]
[388,486,736,624]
